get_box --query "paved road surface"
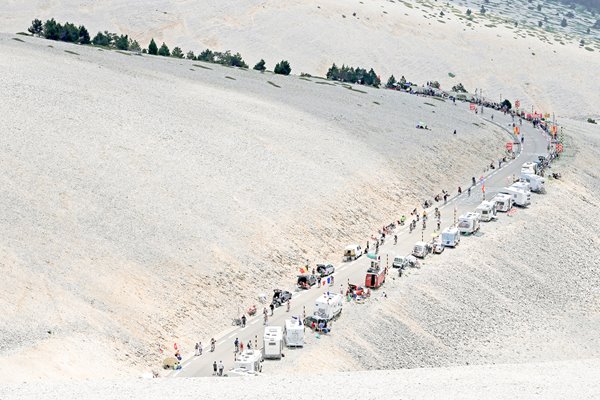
[175,106,550,377]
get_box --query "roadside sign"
[556,143,564,153]
[506,142,513,151]
[469,103,476,110]
[515,100,520,108]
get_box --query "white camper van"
[229,349,263,376]
[500,187,531,207]
[458,212,481,235]
[521,173,545,193]
[314,292,343,321]
[492,193,513,212]
[284,317,304,348]
[521,162,537,175]
[511,181,531,192]
[475,201,498,222]
[441,227,460,247]
[263,326,283,360]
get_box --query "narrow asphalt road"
[174,105,550,377]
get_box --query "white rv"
[284,317,305,348]
[458,212,481,235]
[441,227,460,247]
[229,349,263,376]
[511,181,531,192]
[500,187,531,207]
[521,161,537,175]
[263,326,283,360]
[475,201,498,222]
[521,173,546,193]
[314,292,343,321]
[492,193,513,212]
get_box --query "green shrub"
[274,60,291,75]
[253,59,266,71]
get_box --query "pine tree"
[28,19,43,36]
[115,34,129,50]
[78,25,90,44]
[186,51,195,60]
[42,18,60,40]
[148,38,158,55]
[158,42,170,56]
[171,47,184,58]
[386,75,396,89]
[92,31,110,47]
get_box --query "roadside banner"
[515,100,520,108]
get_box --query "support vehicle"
[441,227,461,247]
[272,289,292,307]
[412,241,432,258]
[365,260,386,289]
[492,193,513,212]
[475,200,498,222]
[263,326,283,360]
[458,212,481,235]
[313,292,343,321]
[343,244,362,261]
[316,263,335,277]
[296,274,317,290]
[500,187,531,207]
[229,350,263,376]
[284,317,304,347]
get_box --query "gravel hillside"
[0,34,508,380]
[1,0,598,115]
[269,117,600,374]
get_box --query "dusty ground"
[2,359,600,400]
[0,33,509,380]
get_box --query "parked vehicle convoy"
[297,274,317,290]
[393,255,418,268]
[343,244,362,261]
[365,260,386,288]
[229,349,263,376]
[412,241,432,258]
[284,317,304,347]
[492,193,513,212]
[458,212,481,235]
[475,200,498,222]
[441,227,461,247]
[272,289,292,307]
[500,186,531,207]
[316,263,335,277]
[313,292,343,321]
[263,326,283,360]
[521,173,546,193]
